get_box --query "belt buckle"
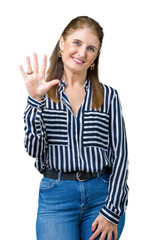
[76,172,88,182]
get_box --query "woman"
[19,16,128,240]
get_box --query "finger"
[19,65,27,80]
[89,229,101,240]
[40,54,47,74]
[99,231,107,240]
[91,219,98,232]
[45,79,60,92]
[107,232,112,240]
[113,228,118,240]
[26,56,33,73]
[33,52,39,73]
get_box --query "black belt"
[43,166,111,182]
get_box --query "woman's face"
[59,28,100,75]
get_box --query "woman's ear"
[59,36,65,51]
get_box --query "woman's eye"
[74,41,81,46]
[88,46,95,52]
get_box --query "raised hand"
[19,52,60,101]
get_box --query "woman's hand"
[89,214,118,240]
[19,52,60,101]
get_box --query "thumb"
[45,79,60,91]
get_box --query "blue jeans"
[36,171,125,240]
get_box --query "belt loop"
[97,171,100,178]
[57,171,62,182]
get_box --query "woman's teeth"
[72,57,84,63]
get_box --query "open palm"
[19,52,60,101]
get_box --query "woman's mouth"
[72,57,85,64]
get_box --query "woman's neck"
[62,69,87,88]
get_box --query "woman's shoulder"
[100,82,117,93]
[100,82,118,99]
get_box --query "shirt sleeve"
[24,95,48,172]
[100,90,129,225]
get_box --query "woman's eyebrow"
[73,39,98,50]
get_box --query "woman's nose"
[77,47,86,59]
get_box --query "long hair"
[46,16,104,110]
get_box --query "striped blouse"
[24,78,129,225]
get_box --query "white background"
[0,0,148,239]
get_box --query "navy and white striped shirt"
[24,78,128,224]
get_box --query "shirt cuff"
[27,95,46,108]
[100,206,120,225]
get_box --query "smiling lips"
[72,57,85,64]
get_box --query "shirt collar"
[58,78,90,92]
[84,78,90,89]
[60,78,67,87]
